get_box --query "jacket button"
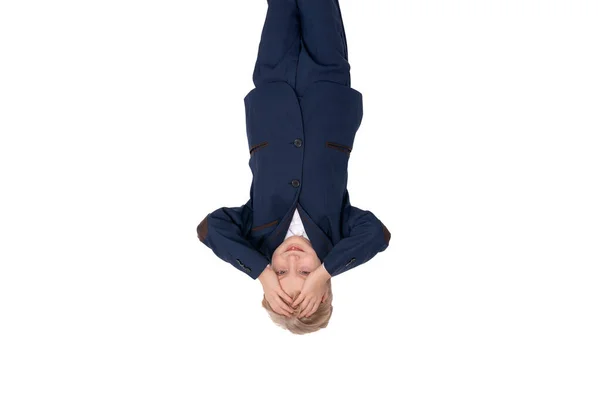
[244,266,252,273]
[345,258,356,267]
[293,139,303,148]
[291,179,300,188]
[236,259,244,267]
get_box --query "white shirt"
[285,208,310,241]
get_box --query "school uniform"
[197,0,391,279]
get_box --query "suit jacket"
[197,80,391,279]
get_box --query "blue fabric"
[197,0,390,279]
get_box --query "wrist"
[258,264,271,285]
[316,263,331,281]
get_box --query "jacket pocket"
[249,141,269,155]
[326,141,352,155]
[251,219,278,232]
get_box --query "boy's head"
[262,235,333,334]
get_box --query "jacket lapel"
[297,204,333,264]
[260,200,297,261]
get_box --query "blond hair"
[262,280,333,334]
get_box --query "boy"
[196,0,391,334]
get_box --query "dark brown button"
[291,179,300,188]
[293,139,303,148]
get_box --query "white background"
[1,0,599,399]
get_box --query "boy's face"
[271,235,322,296]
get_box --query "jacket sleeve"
[196,205,270,280]
[322,206,391,277]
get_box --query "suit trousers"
[252,0,351,98]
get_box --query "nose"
[286,253,301,265]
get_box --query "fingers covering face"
[278,290,293,305]
[273,291,326,319]
[299,298,316,318]
[292,293,305,308]
[276,297,294,316]
[307,301,320,318]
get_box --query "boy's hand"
[259,265,294,317]
[292,264,331,318]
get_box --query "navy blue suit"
[197,0,390,279]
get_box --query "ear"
[322,292,329,303]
